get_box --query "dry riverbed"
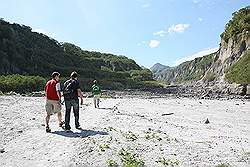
[0,95,249,167]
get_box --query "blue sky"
[0,0,249,68]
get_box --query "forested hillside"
[0,19,160,92]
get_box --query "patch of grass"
[225,51,250,84]
[156,157,180,166]
[118,148,144,167]
[107,159,118,167]
[145,132,162,141]
[204,72,216,82]
[215,163,231,167]
[123,131,138,141]
[245,151,250,155]
[99,144,110,152]
[104,126,117,132]
[0,91,4,96]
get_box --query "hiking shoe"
[59,121,65,127]
[76,126,82,130]
[65,129,72,133]
[46,126,51,133]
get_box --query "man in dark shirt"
[63,71,84,131]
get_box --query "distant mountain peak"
[150,63,170,76]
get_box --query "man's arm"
[77,89,84,105]
[56,83,61,103]
[57,91,61,102]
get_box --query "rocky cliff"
[152,7,250,87]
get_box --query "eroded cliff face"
[204,31,250,83]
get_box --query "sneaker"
[65,129,72,133]
[59,121,65,127]
[76,126,82,130]
[46,126,51,133]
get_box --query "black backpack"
[63,79,76,99]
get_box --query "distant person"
[45,72,64,133]
[63,71,84,131]
[92,80,101,108]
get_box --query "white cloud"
[168,24,190,34]
[141,3,150,8]
[33,28,56,38]
[137,40,147,46]
[198,17,203,21]
[174,47,219,66]
[153,30,166,37]
[149,40,160,48]
[193,0,200,4]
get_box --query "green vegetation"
[145,132,162,141]
[155,53,215,83]
[220,6,250,43]
[156,157,180,166]
[118,148,144,167]
[215,163,231,167]
[152,7,249,85]
[107,159,119,167]
[0,74,46,93]
[203,72,216,82]
[123,131,138,141]
[225,51,250,84]
[0,19,162,92]
[99,144,110,152]
[104,126,117,132]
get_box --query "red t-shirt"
[45,79,59,100]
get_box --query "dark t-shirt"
[64,79,80,100]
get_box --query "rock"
[17,130,23,133]
[32,118,36,120]
[247,85,250,95]
[31,92,45,97]
[162,113,174,116]
[0,148,5,153]
[205,118,210,124]
[6,91,19,96]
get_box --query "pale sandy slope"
[0,96,249,167]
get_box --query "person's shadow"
[51,129,108,138]
[97,107,114,110]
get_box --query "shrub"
[156,157,180,166]
[107,159,118,167]
[118,148,144,167]
[204,72,216,82]
[0,74,46,93]
[225,51,250,84]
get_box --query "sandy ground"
[0,95,249,167]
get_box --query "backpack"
[63,79,75,99]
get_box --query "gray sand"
[0,96,249,167]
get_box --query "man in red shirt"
[45,72,63,132]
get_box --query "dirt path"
[0,96,249,167]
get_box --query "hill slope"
[0,19,160,91]
[152,6,250,85]
[152,53,216,84]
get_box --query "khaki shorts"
[45,99,61,114]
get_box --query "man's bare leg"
[57,112,62,126]
[45,112,51,132]
[46,112,50,127]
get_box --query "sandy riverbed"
[0,95,249,167]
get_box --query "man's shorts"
[45,99,61,115]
